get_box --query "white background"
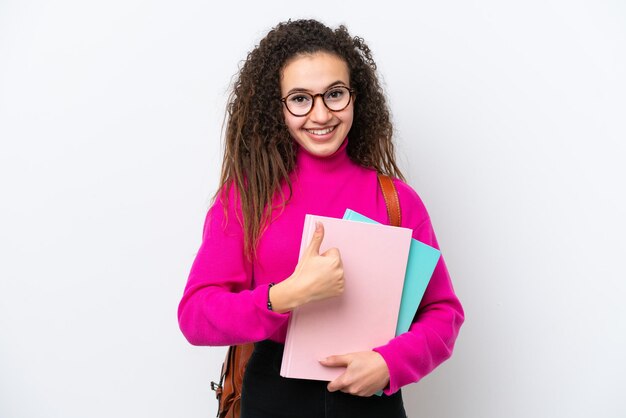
[1,1,625,417]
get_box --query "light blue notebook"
[343,209,441,336]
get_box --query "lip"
[302,125,338,142]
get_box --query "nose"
[309,95,333,124]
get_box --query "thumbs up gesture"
[294,221,345,303]
[268,222,345,313]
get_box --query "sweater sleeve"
[373,180,465,395]
[177,188,289,346]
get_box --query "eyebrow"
[286,80,349,96]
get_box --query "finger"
[321,247,341,260]
[305,221,324,256]
[319,354,350,367]
[327,373,347,392]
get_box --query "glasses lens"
[285,93,313,116]
[323,87,351,111]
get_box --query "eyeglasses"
[280,86,354,117]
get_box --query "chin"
[300,139,344,157]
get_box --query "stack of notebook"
[280,210,441,381]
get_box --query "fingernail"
[315,221,322,232]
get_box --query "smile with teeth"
[304,126,336,135]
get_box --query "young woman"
[178,19,464,418]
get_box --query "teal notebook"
[343,209,441,336]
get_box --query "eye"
[288,94,312,105]
[325,88,346,101]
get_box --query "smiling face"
[280,52,354,157]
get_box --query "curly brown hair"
[217,19,405,259]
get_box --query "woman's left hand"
[319,351,390,397]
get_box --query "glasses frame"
[280,86,355,117]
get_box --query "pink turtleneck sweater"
[178,140,464,395]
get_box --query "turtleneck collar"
[294,137,353,177]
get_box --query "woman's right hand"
[269,222,344,313]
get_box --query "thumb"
[305,221,324,256]
[319,354,351,367]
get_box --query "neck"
[294,138,352,177]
